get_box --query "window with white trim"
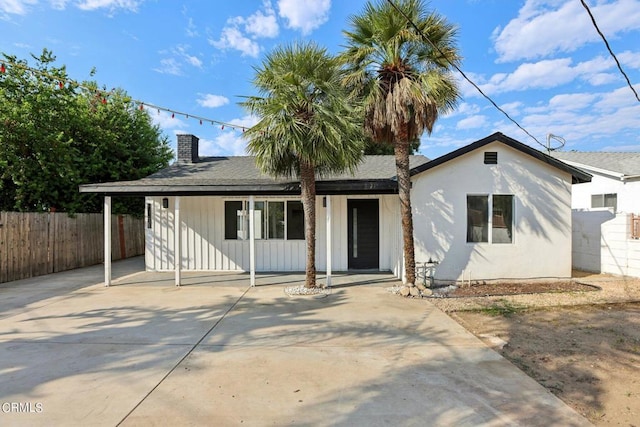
[224,200,304,240]
[466,194,514,244]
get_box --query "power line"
[0,57,249,132]
[384,0,548,150]
[580,0,640,103]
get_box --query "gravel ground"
[428,271,640,312]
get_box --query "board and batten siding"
[410,141,574,282]
[145,194,402,273]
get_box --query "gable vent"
[484,152,498,164]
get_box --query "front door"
[347,199,379,270]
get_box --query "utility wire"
[0,57,249,131]
[384,0,547,150]
[580,0,640,103]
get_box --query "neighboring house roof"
[549,151,640,181]
[79,132,591,196]
[411,132,591,184]
[80,155,430,196]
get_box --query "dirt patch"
[452,302,640,426]
[442,281,597,298]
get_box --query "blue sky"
[1,0,639,160]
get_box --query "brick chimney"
[177,134,199,164]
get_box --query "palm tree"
[241,42,364,288]
[340,0,460,285]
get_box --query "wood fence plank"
[0,211,144,283]
[0,212,6,283]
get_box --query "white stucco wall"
[145,194,401,273]
[569,172,640,213]
[411,141,574,282]
[572,210,640,277]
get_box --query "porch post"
[249,196,256,287]
[175,196,181,286]
[326,195,332,287]
[104,196,111,287]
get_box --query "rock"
[421,288,433,297]
[409,286,420,297]
[400,286,411,297]
[415,282,427,291]
[407,282,416,288]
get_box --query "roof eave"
[78,179,399,197]
[410,132,592,184]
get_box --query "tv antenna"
[546,133,566,154]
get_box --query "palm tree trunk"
[299,161,317,288]
[394,140,416,284]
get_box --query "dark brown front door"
[347,199,379,270]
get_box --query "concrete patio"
[0,258,590,426]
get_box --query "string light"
[0,58,251,132]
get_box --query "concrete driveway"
[0,258,590,426]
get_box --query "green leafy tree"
[364,136,421,155]
[241,42,364,288]
[0,49,172,214]
[340,0,460,284]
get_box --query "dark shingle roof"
[549,151,640,177]
[80,155,430,196]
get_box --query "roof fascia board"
[556,160,624,180]
[410,132,591,183]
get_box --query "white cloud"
[478,58,576,94]
[583,73,618,86]
[277,0,330,35]
[199,133,247,157]
[456,115,488,130]
[154,58,182,76]
[198,116,259,156]
[547,93,598,111]
[75,0,142,12]
[499,101,524,116]
[494,0,640,62]
[443,102,482,118]
[619,50,640,68]
[600,143,640,151]
[210,26,260,57]
[147,109,189,132]
[0,0,142,14]
[593,84,640,111]
[489,85,640,150]
[210,1,279,58]
[197,94,230,108]
[466,55,624,97]
[244,9,279,38]
[49,0,67,9]
[0,0,37,15]
[185,17,198,37]
[184,54,202,68]
[155,45,202,75]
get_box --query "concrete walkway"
[0,259,590,426]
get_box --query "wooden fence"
[0,212,144,284]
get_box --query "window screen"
[492,195,513,243]
[225,201,243,240]
[287,201,305,240]
[467,196,489,242]
[267,201,285,239]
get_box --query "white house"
[549,151,640,277]
[550,151,640,213]
[80,132,590,286]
